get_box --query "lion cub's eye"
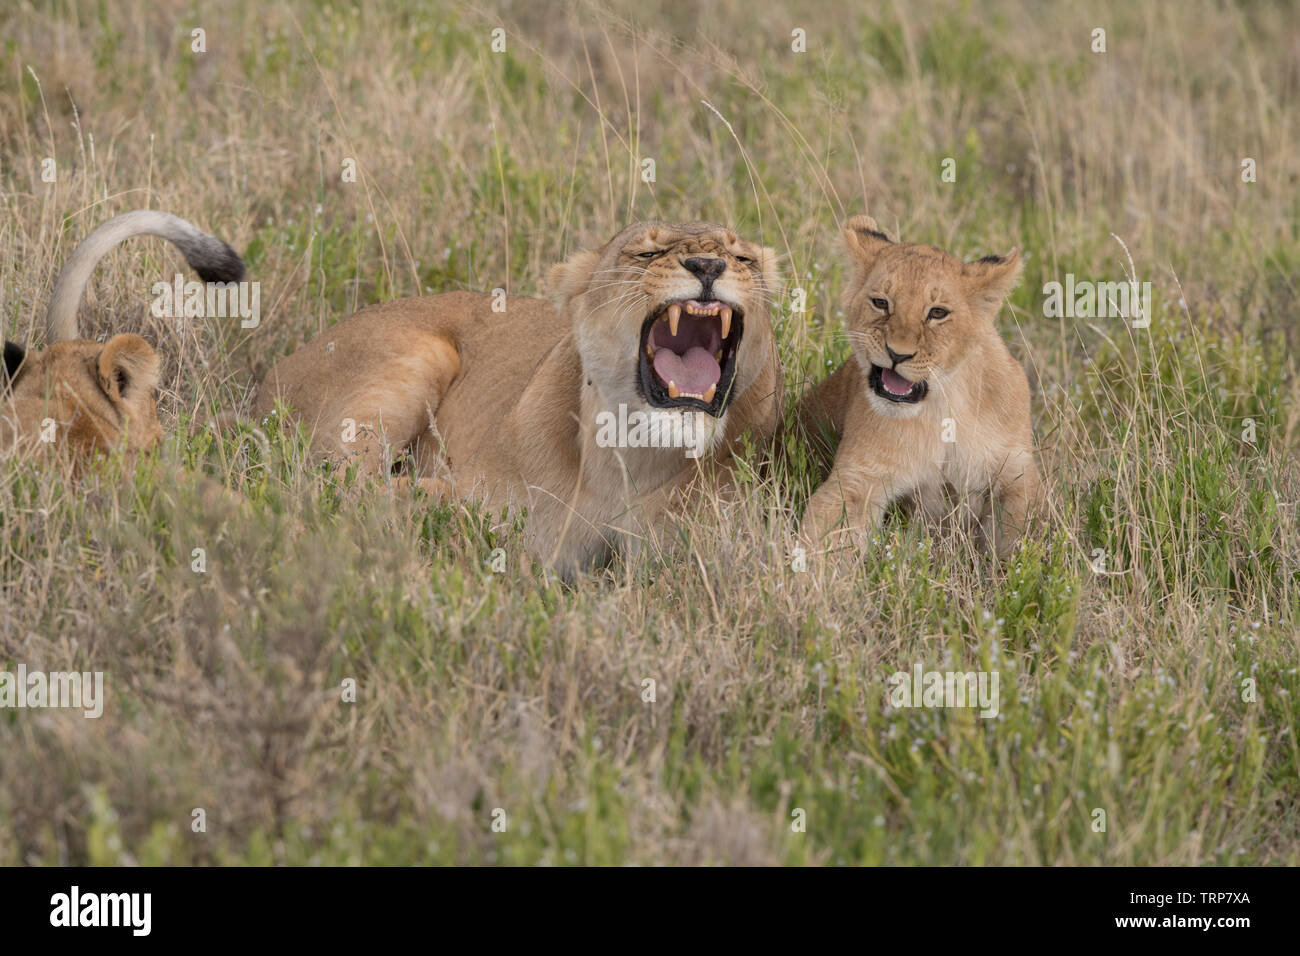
[633,250,662,260]
[869,296,890,312]
[734,255,754,264]
[926,306,951,322]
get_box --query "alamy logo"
[594,404,710,458]
[0,665,104,718]
[50,886,151,936]
[151,274,260,328]
[887,662,1000,718]
[1042,274,1151,326]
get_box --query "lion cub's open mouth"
[638,298,744,415]
[869,364,929,404]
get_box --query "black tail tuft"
[189,239,246,284]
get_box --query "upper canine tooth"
[667,303,681,336]
[702,383,717,403]
[668,380,680,398]
[720,305,732,339]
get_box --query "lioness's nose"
[682,257,726,280]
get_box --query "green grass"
[1,0,1297,865]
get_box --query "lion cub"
[2,210,245,461]
[798,216,1038,558]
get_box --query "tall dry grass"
[0,0,1297,864]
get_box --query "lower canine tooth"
[702,383,717,402]
[720,305,732,339]
[667,303,681,336]
[713,349,723,362]
[668,380,680,398]
[646,344,654,358]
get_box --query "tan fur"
[798,215,1039,558]
[255,221,782,574]
[1,336,162,461]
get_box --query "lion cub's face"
[549,221,777,444]
[1,335,162,459]
[840,215,1023,418]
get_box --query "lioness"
[1,211,244,461]
[255,221,781,573]
[798,216,1038,558]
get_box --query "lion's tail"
[46,210,246,342]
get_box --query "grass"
[1,0,1298,864]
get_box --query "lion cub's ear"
[961,249,1024,311]
[546,249,601,307]
[96,334,160,403]
[842,215,894,265]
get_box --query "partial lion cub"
[798,216,1038,558]
[256,221,781,575]
[2,211,245,461]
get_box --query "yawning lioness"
[255,221,782,573]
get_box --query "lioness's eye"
[870,297,890,312]
[735,255,754,264]
[634,250,661,260]
[927,306,951,322]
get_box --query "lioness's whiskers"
[589,267,652,278]
[572,290,647,326]
[581,280,645,295]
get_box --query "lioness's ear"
[842,215,893,265]
[962,249,1023,311]
[546,249,600,306]
[97,334,159,402]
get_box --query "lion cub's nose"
[682,256,726,281]
[886,346,915,366]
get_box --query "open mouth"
[638,298,744,415]
[869,364,928,404]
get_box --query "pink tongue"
[881,367,915,395]
[653,346,721,395]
